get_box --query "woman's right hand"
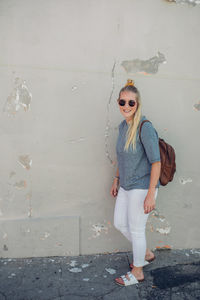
[110,178,119,197]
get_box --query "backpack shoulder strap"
[139,120,151,143]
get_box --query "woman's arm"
[144,161,161,214]
[110,167,120,197]
[115,167,119,179]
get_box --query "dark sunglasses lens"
[129,100,136,107]
[118,100,125,106]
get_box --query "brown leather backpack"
[139,120,176,186]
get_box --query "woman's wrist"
[148,186,156,194]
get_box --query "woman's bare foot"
[131,266,144,281]
[115,266,144,285]
[145,249,155,261]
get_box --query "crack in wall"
[121,52,166,74]
[16,155,33,217]
[26,172,33,218]
[105,61,116,165]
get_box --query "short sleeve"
[140,122,161,164]
[118,120,125,132]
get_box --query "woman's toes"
[130,263,134,268]
[146,253,154,261]
[115,277,124,285]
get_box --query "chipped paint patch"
[26,191,33,218]
[121,52,166,74]
[156,245,171,250]
[165,0,200,5]
[156,227,171,235]
[148,208,171,235]
[3,77,32,116]
[69,267,82,273]
[179,177,192,185]
[14,180,27,189]
[68,137,86,143]
[40,232,50,240]
[83,278,90,281]
[71,86,78,91]
[91,223,108,238]
[55,242,63,247]
[27,207,32,218]
[3,233,7,239]
[18,155,32,170]
[105,268,116,275]
[193,102,200,111]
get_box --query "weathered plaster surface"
[0,0,200,257]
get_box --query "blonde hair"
[118,80,142,151]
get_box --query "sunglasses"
[118,99,136,107]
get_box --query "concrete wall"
[0,0,200,258]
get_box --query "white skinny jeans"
[114,187,158,267]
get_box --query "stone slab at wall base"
[0,216,80,258]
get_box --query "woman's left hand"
[144,189,156,214]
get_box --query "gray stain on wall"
[3,245,8,251]
[194,102,200,111]
[121,52,166,74]
[9,171,16,178]
[3,77,32,116]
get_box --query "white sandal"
[115,271,144,286]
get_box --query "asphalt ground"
[0,249,200,300]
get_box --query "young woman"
[110,80,161,286]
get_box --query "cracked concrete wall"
[0,0,200,258]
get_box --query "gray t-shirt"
[116,115,161,190]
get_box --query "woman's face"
[117,91,138,123]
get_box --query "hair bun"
[125,79,134,87]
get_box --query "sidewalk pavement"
[0,249,200,300]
